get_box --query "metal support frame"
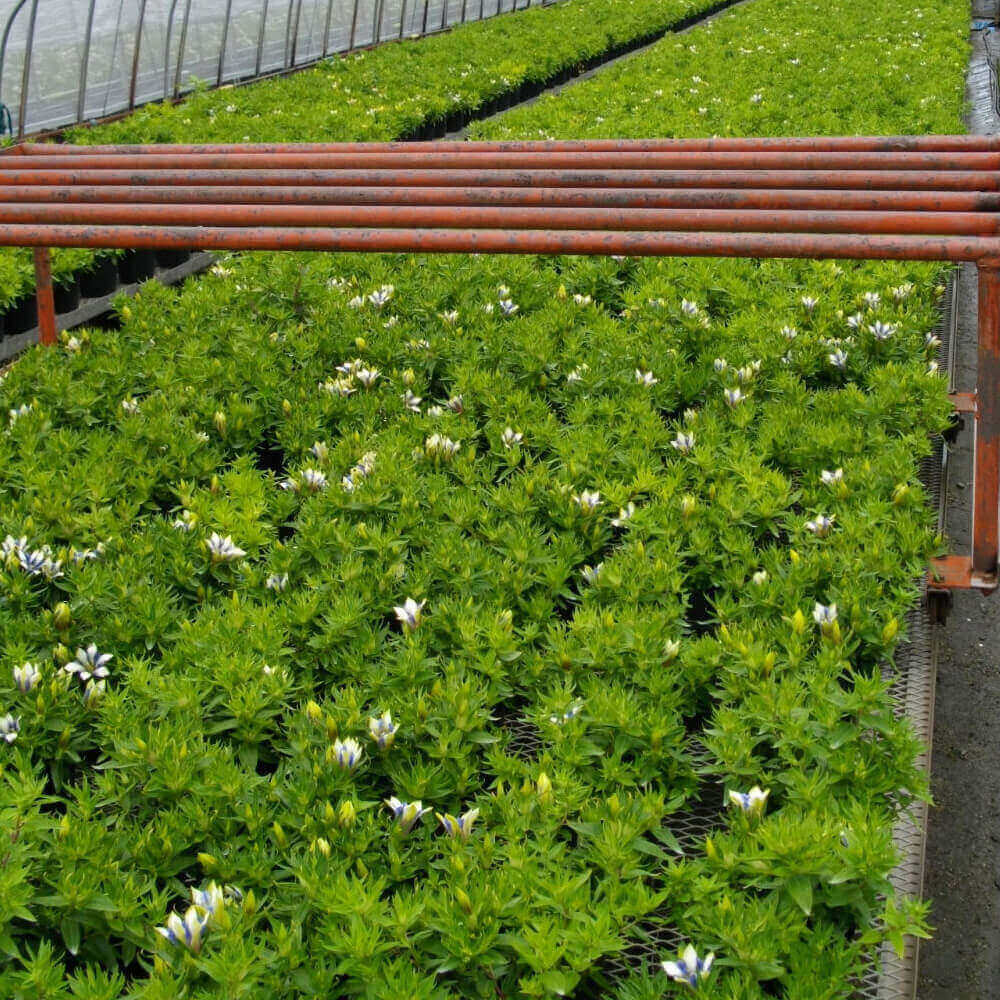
[3,135,999,590]
[128,0,149,111]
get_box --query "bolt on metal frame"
[1,136,997,591]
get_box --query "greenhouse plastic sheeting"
[0,0,542,137]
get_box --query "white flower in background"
[156,907,208,953]
[439,310,459,324]
[612,502,636,528]
[828,349,848,370]
[266,573,289,592]
[2,535,26,558]
[402,390,422,413]
[369,711,398,749]
[483,302,494,314]
[437,807,479,840]
[65,336,82,353]
[301,468,328,492]
[566,368,585,384]
[723,387,745,407]
[501,427,523,449]
[925,332,942,350]
[663,638,681,662]
[425,434,461,460]
[427,405,444,417]
[172,510,197,532]
[394,597,426,632]
[813,603,838,634]
[446,395,464,414]
[928,361,939,375]
[121,397,140,415]
[573,293,593,305]
[672,432,695,454]
[383,315,398,329]
[805,514,834,537]
[781,325,798,340]
[868,321,895,342]
[571,490,601,512]
[65,644,112,683]
[681,298,699,316]
[321,377,356,397]
[863,291,881,309]
[892,283,915,302]
[662,944,715,988]
[211,264,234,277]
[0,713,19,743]
[207,533,246,564]
[821,468,844,487]
[9,403,32,426]
[549,701,584,725]
[356,367,381,388]
[800,295,818,311]
[336,359,363,376]
[71,547,101,564]
[713,357,727,373]
[82,678,106,708]
[368,284,394,308]
[499,298,520,317]
[750,91,763,104]
[635,369,658,387]
[311,441,329,464]
[13,662,40,693]
[752,570,768,585]
[728,785,770,815]
[580,563,603,586]
[409,338,431,350]
[386,797,431,832]
[355,452,377,477]
[332,737,364,771]
[846,311,864,330]
[341,474,357,493]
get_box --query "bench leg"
[33,247,57,347]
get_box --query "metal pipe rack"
[1,136,996,592]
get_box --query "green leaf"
[786,876,814,916]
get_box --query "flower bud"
[338,800,357,828]
[456,888,473,914]
[680,494,696,519]
[243,889,257,916]
[53,602,71,631]
[324,801,337,825]
[355,858,368,878]
[402,369,416,387]
[789,548,800,565]
[213,411,227,435]
[53,644,71,666]
[314,837,331,857]
[306,700,323,723]
[882,617,900,643]
[198,852,217,871]
[791,608,806,635]
[892,483,910,505]
[58,726,70,749]
[282,399,292,416]
[354,337,367,351]
[272,822,287,848]
[536,773,552,801]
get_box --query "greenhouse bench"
[1,135,998,592]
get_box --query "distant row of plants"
[0,0,723,310]
[0,0,968,997]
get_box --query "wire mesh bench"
[1,135,997,591]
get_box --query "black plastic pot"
[155,249,191,270]
[5,296,37,336]
[53,278,81,315]
[79,255,120,298]
[118,249,157,284]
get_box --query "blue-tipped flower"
[13,662,40,693]
[64,644,112,683]
[549,700,584,725]
[333,737,364,771]
[662,944,714,989]
[571,490,601,512]
[805,514,834,538]
[266,572,289,592]
[0,713,20,743]
[820,468,844,487]
[828,348,848,370]
[813,602,840,641]
[385,796,431,833]
[723,387,745,407]
[156,906,208,953]
[369,711,398,750]
[501,427,523,449]
[635,369,658,387]
[394,597,426,632]
[611,502,636,528]
[681,298,699,317]
[580,563,603,586]
[672,432,695,454]
[207,533,246,564]
[437,807,479,840]
[728,786,770,815]
[800,296,818,311]
[82,679,106,708]
[868,321,896,342]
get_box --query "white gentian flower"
[846,311,864,330]
[446,395,464,414]
[172,510,196,531]
[440,310,459,324]
[549,701,584,725]
[580,563,602,585]
[427,405,444,417]
[868,321,896,341]
[2,535,26,558]
[301,468,328,492]
[394,597,426,631]
[572,293,592,305]
[672,432,695,454]
[498,298,519,316]
[0,713,19,743]
[65,644,112,682]
[320,377,355,397]
[65,336,82,353]
[752,570,768,585]
[681,299,699,316]
[13,662,40,693]
[356,367,381,389]
[571,490,601,512]
[750,92,763,104]
[612,502,636,528]
[424,434,460,460]
[662,944,715,988]
[863,291,881,309]
[207,533,246,564]
[367,284,394,308]
[332,737,364,771]
[311,441,329,464]
[713,357,728,372]
[9,403,32,426]
[566,368,584,384]
[156,907,208,953]
[800,296,818,311]
[402,390,422,413]
[437,806,479,840]
[925,333,942,350]
[369,711,397,749]
[828,349,848,370]
[385,796,431,833]
[82,678,106,708]
[928,361,940,375]
[501,427,523,449]
[635,369,658,387]
[723,387,745,407]
[892,283,915,302]
[383,315,398,329]
[728,786,770,814]
[121,397,140,415]
[663,639,681,662]
[780,326,798,341]
[266,573,289,592]
[805,514,834,537]
[813,603,838,634]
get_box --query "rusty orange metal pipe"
[1,168,995,191]
[10,151,1000,172]
[3,185,997,212]
[2,224,999,260]
[2,201,997,236]
[17,135,1000,154]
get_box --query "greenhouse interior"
[0,0,998,997]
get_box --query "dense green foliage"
[0,0,968,997]
[0,0,720,306]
